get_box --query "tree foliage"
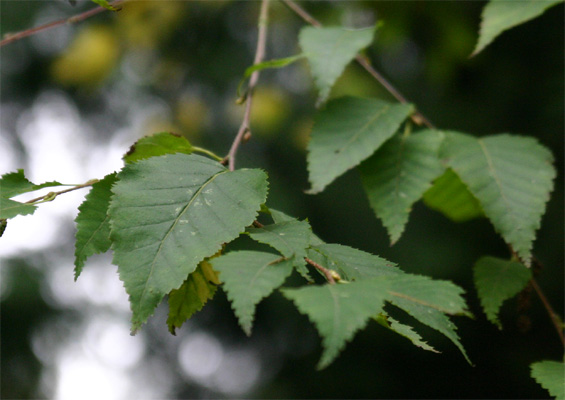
[1,0,563,396]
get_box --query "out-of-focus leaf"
[212,251,294,335]
[423,168,484,222]
[472,0,563,56]
[359,130,445,243]
[109,153,268,332]
[51,25,120,87]
[90,0,121,12]
[473,256,532,329]
[307,96,413,193]
[238,55,305,98]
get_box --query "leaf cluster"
[2,1,561,384]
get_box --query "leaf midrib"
[138,169,229,311]
[335,104,390,155]
[477,139,521,235]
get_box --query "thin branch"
[0,0,124,48]
[25,179,98,204]
[305,257,340,284]
[226,0,270,171]
[280,0,435,129]
[530,277,565,348]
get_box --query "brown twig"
[530,277,565,348]
[25,179,98,204]
[305,257,340,284]
[280,0,435,129]
[226,0,270,171]
[0,1,124,48]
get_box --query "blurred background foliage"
[0,1,563,399]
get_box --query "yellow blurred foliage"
[117,1,187,48]
[175,95,209,139]
[51,25,120,87]
[290,117,314,152]
[249,86,291,137]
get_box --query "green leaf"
[441,132,555,265]
[374,313,438,353]
[423,168,484,222]
[307,243,401,281]
[0,169,62,199]
[0,198,36,219]
[268,208,296,224]
[212,251,294,335]
[359,130,445,243]
[90,0,120,11]
[74,173,117,280]
[238,55,305,98]
[283,273,470,368]
[531,360,565,399]
[388,296,471,364]
[123,132,193,164]
[386,274,471,316]
[109,153,268,333]
[268,208,324,247]
[247,220,312,278]
[307,97,414,194]
[247,220,311,260]
[282,280,388,369]
[473,256,532,329]
[472,0,563,56]
[300,25,376,102]
[385,274,471,364]
[167,260,220,335]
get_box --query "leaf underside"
[423,168,484,222]
[74,172,117,279]
[307,96,413,194]
[167,260,220,334]
[212,251,294,335]
[473,256,532,329]
[109,153,268,332]
[0,198,37,219]
[441,132,555,265]
[0,169,62,219]
[300,25,376,102]
[0,169,61,198]
[359,129,445,244]
[123,132,193,164]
